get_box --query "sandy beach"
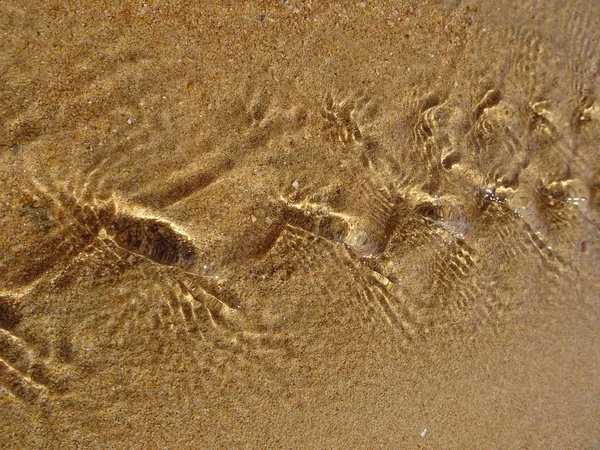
[1,1,599,448]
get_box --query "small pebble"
[292,180,299,189]
[126,117,135,125]
[10,144,20,153]
[251,215,257,223]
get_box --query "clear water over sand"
[1,1,599,448]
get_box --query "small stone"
[251,215,257,223]
[292,180,299,189]
[454,81,459,87]
[126,117,135,125]
[10,144,20,153]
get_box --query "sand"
[1,1,599,448]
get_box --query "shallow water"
[1,1,599,448]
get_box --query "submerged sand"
[1,1,599,448]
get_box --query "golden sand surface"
[1,1,599,448]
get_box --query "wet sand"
[1,1,599,448]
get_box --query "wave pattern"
[1,7,598,409]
